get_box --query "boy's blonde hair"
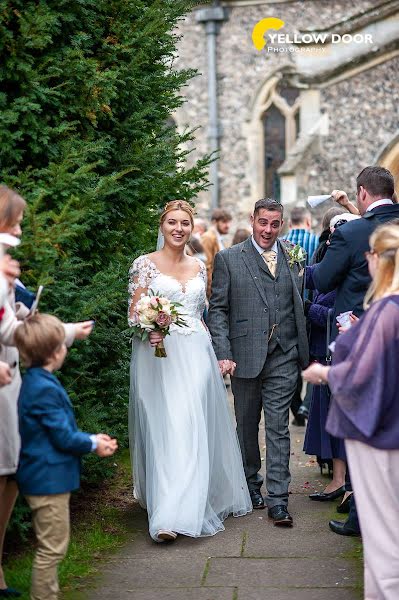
[364,221,399,308]
[14,314,65,367]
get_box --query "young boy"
[14,314,117,600]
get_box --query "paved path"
[85,400,361,600]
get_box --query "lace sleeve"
[197,258,207,286]
[128,256,156,325]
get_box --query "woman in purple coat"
[303,222,399,600]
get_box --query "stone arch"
[244,70,302,208]
[375,131,399,192]
[244,69,324,211]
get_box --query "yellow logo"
[252,17,285,51]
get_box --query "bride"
[128,200,252,542]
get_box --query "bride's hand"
[149,331,164,347]
[218,359,237,376]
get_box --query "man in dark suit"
[311,165,399,536]
[312,166,399,340]
[207,198,309,527]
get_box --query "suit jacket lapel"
[241,238,269,306]
[278,240,304,303]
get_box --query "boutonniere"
[286,243,306,270]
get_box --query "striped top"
[285,229,319,265]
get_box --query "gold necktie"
[262,250,277,277]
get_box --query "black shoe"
[297,404,309,418]
[250,489,265,509]
[291,414,306,426]
[268,505,293,527]
[336,493,353,514]
[309,485,345,501]
[329,519,360,537]
[0,589,22,598]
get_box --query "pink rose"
[155,311,172,328]
[150,297,159,307]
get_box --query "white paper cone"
[307,195,332,208]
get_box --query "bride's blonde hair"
[364,221,399,308]
[160,200,195,228]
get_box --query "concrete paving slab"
[205,557,355,588]
[117,512,245,559]
[243,496,352,558]
[82,395,361,600]
[87,587,234,600]
[97,557,206,588]
[236,588,359,600]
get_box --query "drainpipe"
[196,3,228,210]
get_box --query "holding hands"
[218,359,237,376]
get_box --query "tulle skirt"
[129,327,252,542]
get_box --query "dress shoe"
[250,489,265,509]
[156,530,177,542]
[329,519,360,537]
[297,404,309,419]
[0,589,22,598]
[268,505,293,527]
[309,485,345,501]
[336,493,353,514]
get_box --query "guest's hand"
[96,433,112,442]
[0,254,20,286]
[149,331,164,347]
[218,359,236,376]
[74,320,94,340]
[302,362,330,385]
[337,312,358,334]
[0,361,12,386]
[331,189,349,207]
[95,435,118,457]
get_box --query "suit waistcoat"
[254,248,298,354]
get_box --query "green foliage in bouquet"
[0,0,210,535]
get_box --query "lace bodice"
[128,255,207,334]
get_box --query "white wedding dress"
[128,255,252,541]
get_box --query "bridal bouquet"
[130,291,187,357]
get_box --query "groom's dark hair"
[254,198,284,218]
[356,166,394,199]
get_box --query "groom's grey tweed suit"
[207,237,309,507]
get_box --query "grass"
[4,449,133,600]
[328,503,364,597]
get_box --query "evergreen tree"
[0,0,209,489]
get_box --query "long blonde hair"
[364,221,399,308]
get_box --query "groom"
[207,198,309,526]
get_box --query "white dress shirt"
[251,236,278,256]
[366,199,394,212]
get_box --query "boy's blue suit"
[17,367,92,495]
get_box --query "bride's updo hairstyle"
[160,200,195,228]
[364,221,399,307]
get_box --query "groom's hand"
[218,359,236,376]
